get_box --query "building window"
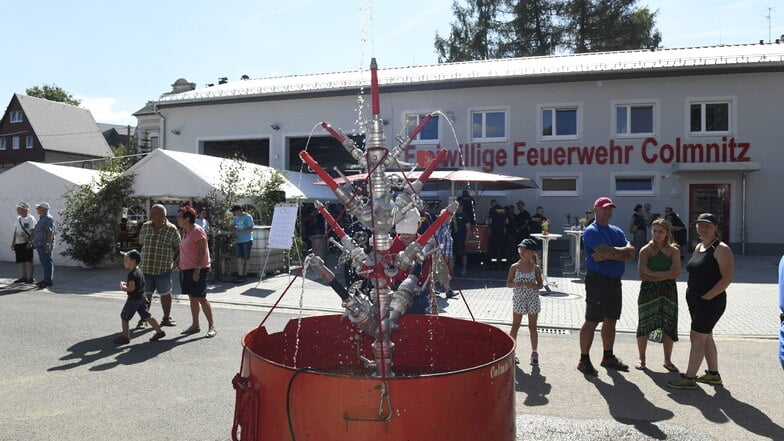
[26,136,34,149]
[0,138,6,150]
[614,102,655,136]
[539,105,579,139]
[537,173,581,197]
[471,109,506,141]
[405,113,439,142]
[10,111,23,123]
[688,98,732,134]
[612,172,657,196]
[12,137,20,150]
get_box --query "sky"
[0,0,779,126]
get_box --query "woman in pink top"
[176,203,216,338]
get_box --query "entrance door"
[688,184,730,249]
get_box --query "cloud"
[76,95,135,126]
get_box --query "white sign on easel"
[267,203,299,249]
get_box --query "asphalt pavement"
[1,251,782,440]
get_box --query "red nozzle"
[299,151,338,190]
[370,58,380,115]
[416,148,447,184]
[321,121,346,143]
[407,113,432,140]
[316,203,346,239]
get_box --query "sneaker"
[577,360,598,376]
[136,319,147,329]
[600,355,629,372]
[205,327,217,338]
[149,331,166,342]
[668,374,698,389]
[446,290,457,299]
[530,351,539,366]
[26,278,34,284]
[696,371,723,385]
[160,316,177,327]
[13,277,27,283]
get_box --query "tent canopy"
[0,161,102,266]
[123,149,336,202]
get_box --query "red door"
[688,184,730,249]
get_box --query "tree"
[559,0,661,53]
[434,0,661,61]
[434,0,509,62]
[503,0,561,56]
[25,84,81,106]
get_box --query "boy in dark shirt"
[115,249,165,344]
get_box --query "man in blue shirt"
[577,197,636,376]
[778,255,783,370]
[32,202,55,289]
[230,205,254,281]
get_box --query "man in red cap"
[577,196,636,376]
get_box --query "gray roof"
[96,123,135,133]
[16,94,114,158]
[155,43,784,106]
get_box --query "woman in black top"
[668,213,734,389]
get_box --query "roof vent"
[218,77,228,85]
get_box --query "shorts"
[14,243,33,263]
[181,268,209,297]
[236,241,252,259]
[687,291,727,333]
[120,297,151,321]
[144,271,172,296]
[452,236,466,257]
[584,271,623,322]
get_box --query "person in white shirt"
[11,202,36,283]
[195,207,211,234]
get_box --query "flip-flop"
[635,362,646,370]
[663,363,680,373]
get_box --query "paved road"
[0,253,782,440]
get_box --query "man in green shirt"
[138,204,181,328]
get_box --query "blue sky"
[0,0,779,125]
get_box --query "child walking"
[115,249,165,345]
[506,239,544,365]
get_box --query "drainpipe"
[741,172,747,255]
[153,103,166,149]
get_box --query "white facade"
[142,43,784,254]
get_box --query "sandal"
[150,331,166,342]
[161,316,177,327]
[113,336,130,345]
[180,326,200,335]
[663,363,680,373]
[577,360,598,377]
[635,361,646,370]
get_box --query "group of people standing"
[506,196,734,390]
[11,201,54,288]
[630,203,688,252]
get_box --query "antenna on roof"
[764,7,775,43]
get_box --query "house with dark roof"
[96,122,136,149]
[0,94,114,171]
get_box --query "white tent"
[123,149,336,202]
[0,162,101,266]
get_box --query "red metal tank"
[232,314,515,440]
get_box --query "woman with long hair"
[636,218,681,372]
[668,213,734,389]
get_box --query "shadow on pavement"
[667,385,784,440]
[590,369,675,440]
[47,330,198,372]
[0,283,37,296]
[514,365,551,406]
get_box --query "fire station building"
[137,43,784,255]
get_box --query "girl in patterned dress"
[506,238,544,365]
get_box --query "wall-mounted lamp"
[170,129,181,135]
[270,123,280,131]
[382,119,389,126]
[445,111,456,123]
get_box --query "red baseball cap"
[593,197,616,208]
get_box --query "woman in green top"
[636,218,682,372]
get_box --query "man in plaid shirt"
[138,204,181,328]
